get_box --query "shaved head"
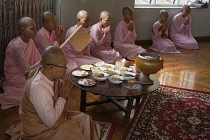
[160,10,168,16]
[122,7,132,16]
[182,4,190,10]
[18,17,34,29]
[41,46,66,68]
[77,10,88,20]
[42,11,56,24]
[100,11,111,20]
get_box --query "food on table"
[72,70,88,77]
[103,65,112,68]
[110,77,121,81]
[95,61,105,66]
[79,79,95,86]
[92,67,103,72]
[119,67,128,71]
[106,71,120,75]
[101,64,115,69]
[94,73,105,77]
[80,65,93,70]
[122,73,134,77]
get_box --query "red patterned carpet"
[123,86,210,140]
[95,120,115,140]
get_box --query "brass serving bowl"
[135,53,163,84]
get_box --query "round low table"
[70,67,160,122]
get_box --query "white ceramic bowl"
[91,67,106,73]
[101,64,116,70]
[105,70,121,76]
[121,71,136,80]
[108,75,124,84]
[92,72,108,81]
[118,67,132,72]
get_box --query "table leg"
[80,89,86,112]
[135,96,141,108]
[136,96,141,104]
[124,97,134,122]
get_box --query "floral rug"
[95,120,115,140]
[123,86,210,140]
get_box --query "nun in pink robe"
[113,20,146,60]
[34,11,78,78]
[0,37,41,109]
[170,5,199,50]
[150,10,180,53]
[63,24,103,66]
[34,27,60,54]
[90,23,122,64]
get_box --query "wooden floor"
[1,40,210,139]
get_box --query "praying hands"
[55,25,64,44]
[59,78,73,99]
[128,21,135,31]
[104,25,110,35]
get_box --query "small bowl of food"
[121,72,136,80]
[108,75,124,84]
[91,67,106,73]
[94,61,106,67]
[106,70,120,76]
[118,67,132,72]
[92,72,108,81]
[101,64,116,70]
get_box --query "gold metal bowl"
[135,53,163,84]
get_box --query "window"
[135,0,193,7]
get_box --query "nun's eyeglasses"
[46,64,67,69]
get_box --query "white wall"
[58,0,210,40]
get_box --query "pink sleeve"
[90,26,106,47]
[12,44,30,73]
[30,84,66,127]
[116,22,136,43]
[130,22,137,41]
[116,23,131,43]
[36,31,59,52]
[172,16,185,33]
[131,30,137,42]
[152,22,162,38]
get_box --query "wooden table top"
[70,68,160,97]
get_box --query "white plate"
[80,65,94,70]
[94,61,106,67]
[72,70,88,77]
[78,79,96,86]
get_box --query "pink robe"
[63,24,103,66]
[5,68,101,140]
[150,21,180,53]
[113,20,146,61]
[34,27,60,54]
[0,37,41,109]
[34,27,78,79]
[170,13,199,50]
[89,23,122,64]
